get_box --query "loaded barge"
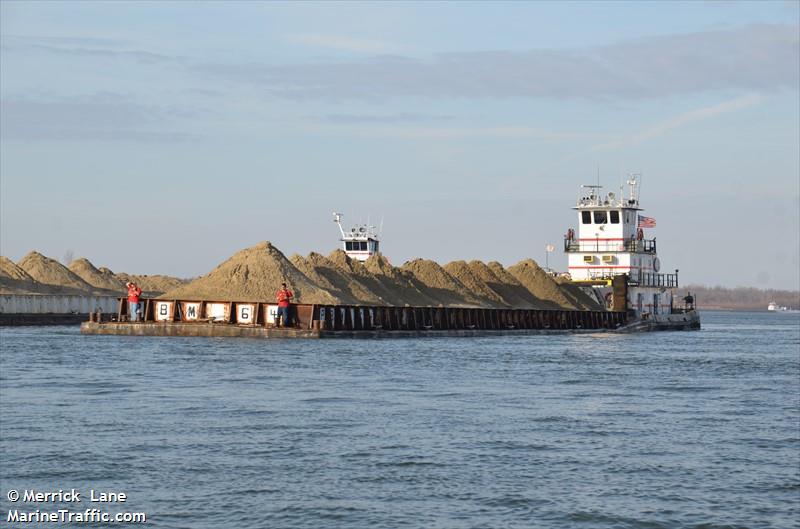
[80,176,698,339]
[81,297,631,338]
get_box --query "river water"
[1,311,798,528]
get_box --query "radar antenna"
[333,212,346,238]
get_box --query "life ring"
[604,292,613,308]
[636,228,644,241]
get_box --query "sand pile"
[17,251,96,294]
[483,261,551,308]
[355,252,438,306]
[325,250,400,305]
[290,252,378,305]
[0,256,34,282]
[505,259,575,310]
[442,260,508,308]
[163,241,338,303]
[290,254,337,291]
[115,273,187,296]
[400,259,483,307]
[0,256,41,294]
[555,276,604,310]
[309,252,386,304]
[449,260,535,307]
[0,251,186,297]
[2,243,607,312]
[69,258,126,293]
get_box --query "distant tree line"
[680,285,800,311]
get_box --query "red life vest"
[276,288,293,307]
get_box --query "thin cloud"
[286,33,400,54]
[322,113,454,124]
[3,34,131,47]
[1,35,182,64]
[200,23,798,100]
[303,122,595,141]
[0,95,197,143]
[594,94,764,150]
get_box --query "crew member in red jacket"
[275,283,294,327]
[126,282,143,321]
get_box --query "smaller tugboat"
[333,212,381,262]
[563,174,700,331]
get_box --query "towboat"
[563,175,700,331]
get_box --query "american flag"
[638,215,656,228]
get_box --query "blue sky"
[1,1,798,290]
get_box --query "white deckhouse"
[333,212,381,262]
[564,175,684,319]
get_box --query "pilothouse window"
[594,211,607,224]
[610,211,620,224]
[345,241,353,251]
[581,211,591,224]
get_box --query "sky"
[1,0,798,290]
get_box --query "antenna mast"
[333,212,346,238]
[626,173,641,205]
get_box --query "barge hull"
[80,321,618,339]
[78,299,697,338]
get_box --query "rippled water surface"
[1,311,798,528]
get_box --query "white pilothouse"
[564,175,699,330]
[333,212,381,262]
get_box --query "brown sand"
[484,261,554,309]
[0,256,42,294]
[69,258,127,293]
[290,252,379,305]
[114,273,187,297]
[461,260,540,308]
[1,256,34,282]
[17,251,96,294]
[354,252,438,306]
[326,251,401,305]
[442,260,509,307]
[162,241,338,303]
[505,259,576,309]
[3,244,604,312]
[400,259,484,307]
[309,252,387,304]
[555,276,604,310]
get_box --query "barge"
[80,298,634,339]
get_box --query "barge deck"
[80,299,629,339]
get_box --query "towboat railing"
[564,237,656,254]
[629,271,679,288]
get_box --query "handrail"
[564,237,656,254]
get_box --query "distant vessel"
[768,302,797,312]
[333,212,381,262]
[563,174,700,331]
